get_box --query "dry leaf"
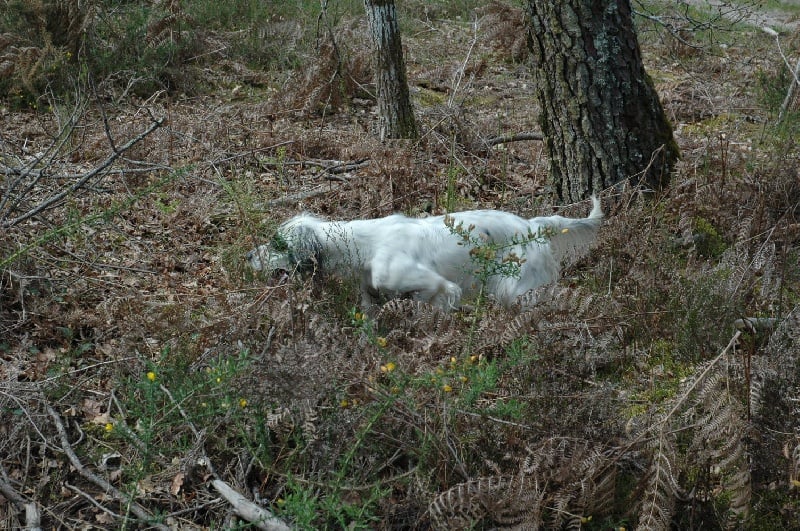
[170,471,185,496]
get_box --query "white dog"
[246,198,602,311]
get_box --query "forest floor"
[1,1,800,529]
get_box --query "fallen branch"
[46,405,170,531]
[324,158,370,175]
[484,131,544,146]
[734,316,779,336]
[210,479,292,531]
[0,464,41,531]
[261,186,331,207]
[157,384,292,531]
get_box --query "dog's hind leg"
[370,254,462,310]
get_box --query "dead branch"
[1,116,165,228]
[484,131,544,146]
[0,463,41,531]
[324,158,370,174]
[762,26,800,123]
[734,316,779,335]
[158,383,292,530]
[210,479,291,531]
[46,405,170,531]
[260,185,332,207]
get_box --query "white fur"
[246,197,602,311]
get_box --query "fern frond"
[473,308,538,356]
[377,298,455,337]
[637,435,679,531]
[429,474,542,529]
[430,438,614,530]
[633,331,754,528]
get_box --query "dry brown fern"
[477,1,529,63]
[429,438,615,530]
[470,306,538,358]
[282,21,371,116]
[633,333,752,530]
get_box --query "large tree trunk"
[364,0,418,141]
[526,0,679,203]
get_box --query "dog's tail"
[531,196,603,263]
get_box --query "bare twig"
[46,405,170,531]
[1,116,165,228]
[65,482,122,521]
[448,15,479,108]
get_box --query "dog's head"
[245,215,322,275]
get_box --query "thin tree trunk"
[364,0,418,140]
[526,0,679,203]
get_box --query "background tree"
[364,0,418,140]
[526,0,680,203]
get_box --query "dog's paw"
[441,282,463,310]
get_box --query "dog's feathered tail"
[532,196,603,264]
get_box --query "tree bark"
[526,0,679,203]
[364,0,418,141]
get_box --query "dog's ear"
[270,232,291,253]
[286,224,322,275]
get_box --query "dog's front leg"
[371,255,462,310]
[359,273,382,315]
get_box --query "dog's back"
[528,195,603,263]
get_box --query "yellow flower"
[276,498,285,507]
[450,356,457,365]
[104,423,113,433]
[239,398,247,408]
[146,371,156,382]
[376,336,388,348]
[354,312,363,321]
[442,384,453,392]
[380,361,396,373]
[340,399,349,408]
